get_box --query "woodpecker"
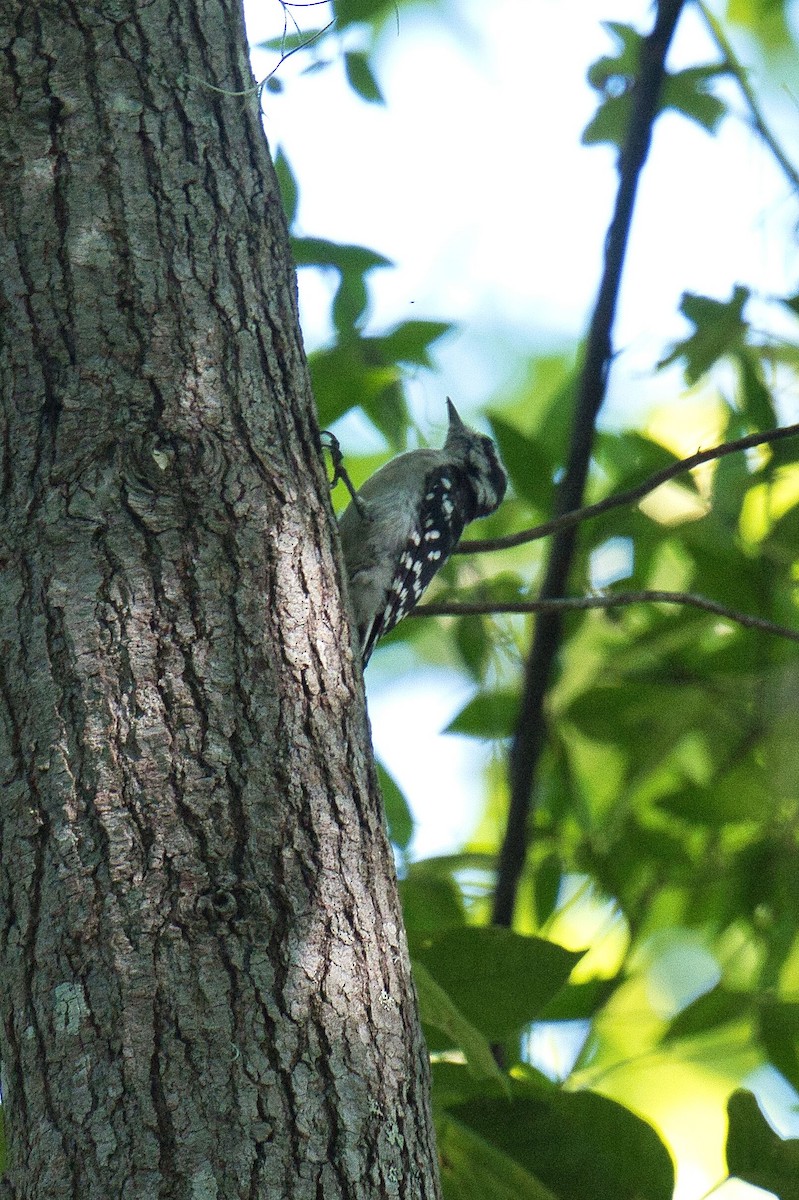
[338,399,507,664]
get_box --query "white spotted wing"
[361,469,468,663]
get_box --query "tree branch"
[493,0,688,929]
[457,422,799,554]
[414,590,799,645]
[696,0,799,195]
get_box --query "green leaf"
[538,977,622,1021]
[410,926,582,1040]
[291,236,392,274]
[412,961,509,1092]
[273,147,298,226]
[681,520,767,611]
[593,429,699,495]
[445,689,520,740]
[583,29,729,146]
[334,0,393,28]
[758,998,799,1092]
[332,271,369,334]
[737,351,777,428]
[300,58,332,78]
[659,286,750,382]
[315,325,450,433]
[711,426,754,526]
[433,1060,550,1110]
[439,1116,559,1200]
[662,64,729,134]
[765,498,799,556]
[454,1090,674,1200]
[376,760,413,850]
[533,853,562,925]
[656,768,772,826]
[372,319,453,367]
[566,682,705,750]
[586,22,642,93]
[400,864,466,935]
[488,416,554,511]
[517,354,578,467]
[258,29,330,54]
[360,379,411,449]
[452,573,527,605]
[344,50,384,104]
[726,0,792,49]
[578,22,633,147]
[452,615,489,681]
[565,684,629,742]
[662,985,753,1042]
[582,92,632,148]
[726,1089,799,1199]
[309,342,397,427]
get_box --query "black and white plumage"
[338,399,507,665]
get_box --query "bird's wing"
[361,467,466,664]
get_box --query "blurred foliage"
[725,0,794,49]
[583,22,730,147]
[261,2,799,1198]
[727,1090,799,1198]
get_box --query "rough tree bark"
[0,2,441,1197]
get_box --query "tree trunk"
[0,2,440,1197]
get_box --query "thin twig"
[696,0,799,195]
[267,17,335,82]
[457,422,799,554]
[184,16,334,100]
[182,73,263,99]
[493,0,688,929]
[413,590,799,645]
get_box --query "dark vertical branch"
[492,0,688,927]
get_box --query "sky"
[243,3,799,1197]
[248,0,797,416]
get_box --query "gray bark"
[0,2,441,1197]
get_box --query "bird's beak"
[446,397,466,431]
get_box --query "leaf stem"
[696,0,799,194]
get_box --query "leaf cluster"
[583,21,731,147]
